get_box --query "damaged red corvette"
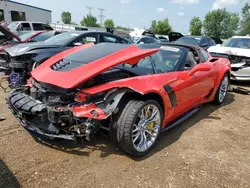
[7,42,231,157]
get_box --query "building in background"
[0,0,51,24]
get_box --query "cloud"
[178,12,185,16]
[180,6,185,9]
[171,0,199,5]
[157,8,166,12]
[212,0,240,10]
[121,0,131,3]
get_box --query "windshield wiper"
[149,56,157,74]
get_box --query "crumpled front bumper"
[7,91,77,141]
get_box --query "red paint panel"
[31,44,159,89]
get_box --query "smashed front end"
[228,55,250,81]
[7,79,128,141]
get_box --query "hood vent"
[51,59,71,71]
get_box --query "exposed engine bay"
[7,68,137,141]
[0,53,37,88]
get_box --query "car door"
[169,49,215,117]
[17,22,31,36]
[70,33,98,47]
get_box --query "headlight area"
[9,54,38,69]
[73,88,125,120]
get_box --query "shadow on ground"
[0,160,20,188]
[31,93,235,160]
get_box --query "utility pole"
[98,8,105,27]
[86,6,94,16]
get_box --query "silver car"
[208,36,250,81]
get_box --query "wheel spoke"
[133,133,141,144]
[132,104,162,152]
[132,125,140,133]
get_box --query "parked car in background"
[0,24,21,48]
[7,21,52,36]
[135,36,160,44]
[2,31,131,87]
[211,37,223,45]
[208,36,250,81]
[0,24,61,52]
[7,43,231,157]
[175,36,216,50]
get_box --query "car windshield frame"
[132,45,188,73]
[43,32,81,46]
[8,22,19,30]
[18,32,38,42]
[222,37,250,49]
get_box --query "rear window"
[33,32,54,42]
[176,37,201,46]
[32,23,45,31]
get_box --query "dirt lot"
[0,83,250,188]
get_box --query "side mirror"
[188,64,211,76]
[74,42,83,46]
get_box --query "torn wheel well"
[120,91,165,114]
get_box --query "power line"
[98,8,105,26]
[86,6,94,16]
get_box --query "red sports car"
[7,43,231,157]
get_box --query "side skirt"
[162,106,201,132]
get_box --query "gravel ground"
[0,82,250,188]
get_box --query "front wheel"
[214,73,229,105]
[113,100,163,157]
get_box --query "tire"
[111,100,163,157]
[214,73,230,105]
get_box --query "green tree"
[116,25,132,31]
[150,19,172,35]
[80,15,100,27]
[203,9,239,39]
[189,17,202,35]
[240,3,250,35]
[104,19,115,27]
[61,11,72,24]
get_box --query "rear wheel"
[112,100,163,157]
[214,73,229,105]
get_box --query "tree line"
[188,2,250,38]
[61,11,130,31]
[60,2,250,38]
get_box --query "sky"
[15,0,250,33]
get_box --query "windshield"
[136,46,185,72]
[176,37,201,46]
[8,22,19,30]
[43,32,80,45]
[222,38,250,49]
[18,32,38,42]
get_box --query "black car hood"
[4,42,61,56]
